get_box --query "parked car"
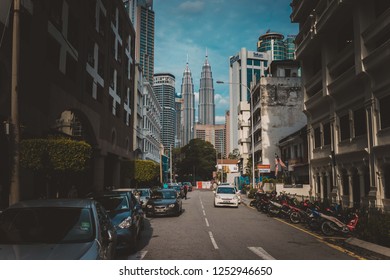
[88,191,143,253]
[145,189,183,217]
[0,199,117,260]
[214,185,239,208]
[169,184,185,198]
[125,188,152,208]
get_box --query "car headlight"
[168,204,175,208]
[233,195,238,200]
[215,195,221,199]
[118,217,132,229]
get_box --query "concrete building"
[228,48,270,169]
[291,0,390,209]
[251,61,306,179]
[198,53,215,125]
[181,62,195,146]
[141,80,162,163]
[153,73,176,149]
[0,0,136,206]
[175,94,183,148]
[194,124,225,157]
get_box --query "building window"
[98,50,105,77]
[339,114,350,141]
[67,11,80,50]
[323,122,331,146]
[354,107,367,137]
[314,127,321,148]
[285,69,291,77]
[47,34,61,69]
[380,95,390,130]
[65,53,77,82]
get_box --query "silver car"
[0,199,117,260]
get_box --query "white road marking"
[209,231,219,249]
[203,210,206,216]
[248,247,276,260]
[127,250,148,260]
[205,218,209,227]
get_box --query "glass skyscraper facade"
[257,32,296,61]
[198,54,215,125]
[153,73,176,149]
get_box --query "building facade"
[250,61,306,180]
[0,0,136,207]
[181,62,195,146]
[175,94,183,147]
[198,54,215,125]
[291,0,390,209]
[257,31,296,61]
[194,124,226,157]
[228,48,270,169]
[153,73,176,149]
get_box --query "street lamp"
[216,80,256,189]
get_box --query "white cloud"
[215,115,226,124]
[179,1,204,13]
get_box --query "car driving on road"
[214,185,239,208]
[145,189,183,217]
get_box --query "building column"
[319,172,324,201]
[93,153,105,193]
[347,170,354,208]
[357,166,367,207]
[326,170,332,201]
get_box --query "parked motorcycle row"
[249,192,359,237]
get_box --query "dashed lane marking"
[205,218,210,227]
[248,247,276,260]
[209,231,219,250]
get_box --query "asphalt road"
[120,189,360,260]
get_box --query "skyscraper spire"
[198,52,215,125]
[181,60,195,146]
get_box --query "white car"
[213,185,239,208]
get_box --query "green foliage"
[177,138,216,181]
[356,208,390,247]
[20,138,92,172]
[122,160,159,185]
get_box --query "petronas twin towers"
[181,53,215,146]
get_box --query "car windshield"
[217,187,236,194]
[152,191,177,199]
[95,195,129,211]
[0,207,94,244]
[138,190,150,196]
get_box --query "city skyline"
[154,0,298,123]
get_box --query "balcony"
[290,0,318,23]
[295,15,315,54]
[327,44,354,81]
[304,70,322,98]
[362,8,390,54]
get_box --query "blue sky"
[154,0,298,124]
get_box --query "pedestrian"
[183,184,188,200]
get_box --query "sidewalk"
[240,194,390,259]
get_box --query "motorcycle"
[267,194,301,224]
[320,211,359,236]
[256,191,277,213]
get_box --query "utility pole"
[10,0,21,205]
[169,144,173,183]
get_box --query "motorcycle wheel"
[321,221,336,236]
[268,205,279,217]
[289,212,301,224]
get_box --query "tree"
[176,139,216,182]
[122,160,159,187]
[229,148,240,159]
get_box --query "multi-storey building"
[257,31,297,61]
[228,48,270,170]
[181,62,195,146]
[141,80,162,163]
[250,60,306,179]
[198,53,215,125]
[125,0,154,85]
[153,73,176,149]
[291,0,390,209]
[0,0,136,206]
[194,124,225,157]
[175,94,183,148]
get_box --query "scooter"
[320,211,359,236]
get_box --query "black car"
[88,191,143,253]
[0,199,117,260]
[145,189,182,217]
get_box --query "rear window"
[0,207,94,244]
[94,195,129,211]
